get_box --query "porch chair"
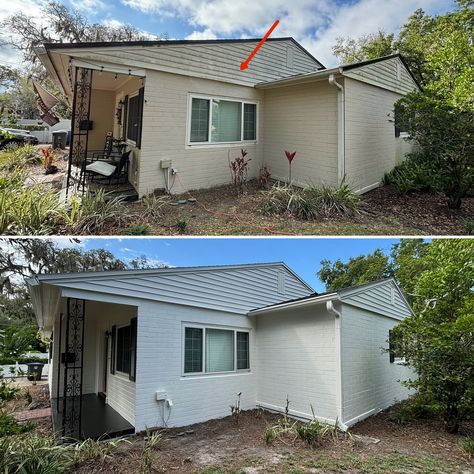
[87,132,123,163]
[85,150,131,185]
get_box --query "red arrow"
[240,19,280,71]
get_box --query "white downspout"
[326,300,347,431]
[328,73,345,185]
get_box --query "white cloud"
[122,0,454,66]
[70,0,106,13]
[185,28,217,40]
[0,0,44,69]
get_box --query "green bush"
[262,180,361,220]
[67,189,129,234]
[0,175,66,235]
[295,419,328,446]
[388,396,440,425]
[383,153,442,193]
[0,378,21,401]
[123,224,151,235]
[0,145,41,172]
[0,435,73,473]
[0,410,34,437]
[462,437,474,457]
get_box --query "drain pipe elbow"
[328,74,345,184]
[326,300,341,318]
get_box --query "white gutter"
[328,72,345,184]
[248,293,338,316]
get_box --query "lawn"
[2,382,473,473]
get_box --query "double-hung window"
[116,325,132,374]
[189,96,257,144]
[183,326,250,375]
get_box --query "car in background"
[0,127,39,149]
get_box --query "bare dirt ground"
[3,383,473,474]
[73,409,473,474]
[120,181,472,236]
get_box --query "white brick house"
[35,38,420,198]
[27,262,413,440]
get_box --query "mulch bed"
[364,185,474,235]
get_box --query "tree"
[396,2,474,209]
[393,239,474,433]
[318,249,390,291]
[317,238,474,433]
[0,326,45,359]
[1,1,164,65]
[0,239,161,334]
[332,30,395,64]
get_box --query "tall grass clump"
[462,437,474,458]
[0,145,41,172]
[262,180,361,220]
[68,189,129,234]
[141,193,168,220]
[0,435,74,473]
[0,169,66,235]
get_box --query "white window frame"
[115,323,131,377]
[186,94,258,148]
[182,323,251,377]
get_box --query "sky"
[52,236,404,292]
[0,0,455,69]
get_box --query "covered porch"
[65,65,144,201]
[51,394,134,440]
[27,278,139,441]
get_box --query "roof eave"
[248,293,338,315]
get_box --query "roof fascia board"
[34,262,296,283]
[248,293,338,315]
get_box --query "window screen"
[205,328,234,372]
[116,325,131,374]
[211,99,241,142]
[243,103,256,140]
[190,98,210,142]
[184,327,203,373]
[237,332,249,370]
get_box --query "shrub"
[0,144,41,172]
[383,153,442,194]
[73,437,128,464]
[305,180,361,217]
[124,224,151,235]
[0,410,34,437]
[142,193,168,220]
[264,425,277,445]
[0,172,66,235]
[258,164,272,190]
[0,355,47,365]
[262,181,361,219]
[229,149,251,195]
[0,377,21,401]
[388,396,440,425]
[462,437,474,458]
[68,189,129,234]
[295,419,328,447]
[464,219,474,235]
[0,435,73,473]
[175,220,187,234]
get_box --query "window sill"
[112,371,132,381]
[186,141,258,150]
[181,370,251,380]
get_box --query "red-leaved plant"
[41,147,58,175]
[285,151,296,182]
[229,149,251,195]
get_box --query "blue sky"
[73,237,402,292]
[0,0,455,68]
